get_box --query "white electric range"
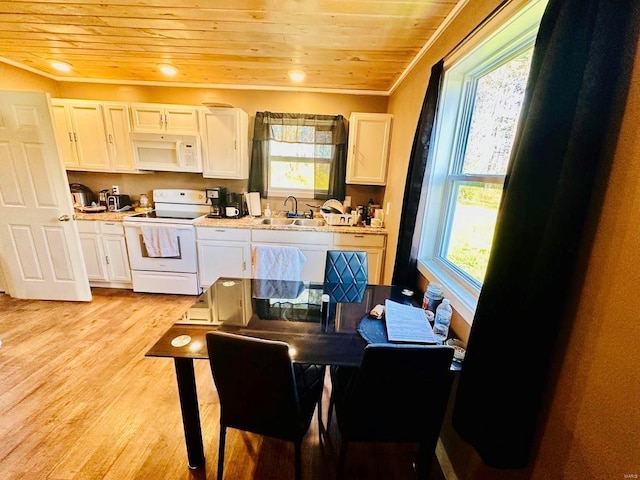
[123,189,209,295]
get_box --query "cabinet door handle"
[354,235,364,238]
[214,229,226,232]
[234,140,237,150]
[159,113,163,127]
[104,222,115,225]
[164,114,169,126]
[243,261,246,272]
[73,132,78,142]
[68,132,73,142]
[105,256,110,265]
[108,134,113,144]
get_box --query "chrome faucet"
[284,196,298,217]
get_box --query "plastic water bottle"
[433,299,452,343]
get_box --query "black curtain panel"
[452,0,640,469]
[248,112,347,200]
[392,61,444,289]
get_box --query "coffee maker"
[206,187,227,218]
[225,192,242,218]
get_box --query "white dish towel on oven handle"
[141,225,179,257]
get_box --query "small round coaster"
[171,335,192,348]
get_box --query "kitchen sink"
[292,219,326,227]
[259,218,295,226]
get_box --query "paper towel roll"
[245,192,262,216]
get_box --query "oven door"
[124,222,197,273]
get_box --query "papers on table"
[384,300,437,344]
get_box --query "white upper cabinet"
[102,102,138,173]
[51,99,110,171]
[130,103,199,133]
[346,112,393,185]
[200,107,249,179]
[51,99,139,173]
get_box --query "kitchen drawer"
[251,229,332,246]
[100,221,125,235]
[77,220,99,233]
[333,232,386,248]
[196,227,250,242]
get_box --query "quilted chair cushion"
[324,281,366,303]
[324,250,368,284]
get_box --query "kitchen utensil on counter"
[98,189,110,207]
[107,194,132,212]
[245,192,262,216]
[69,183,95,209]
[322,199,344,214]
[78,205,107,213]
[225,192,243,217]
[320,211,360,226]
[206,187,227,218]
[225,206,240,218]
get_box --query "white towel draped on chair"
[141,225,179,257]
[251,244,306,281]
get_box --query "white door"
[0,90,91,301]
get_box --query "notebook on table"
[384,299,437,344]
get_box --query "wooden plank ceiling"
[0,0,460,94]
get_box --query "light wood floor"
[0,288,447,480]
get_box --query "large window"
[418,0,546,321]
[249,112,347,201]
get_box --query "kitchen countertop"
[75,210,136,222]
[195,216,388,235]
[75,211,388,235]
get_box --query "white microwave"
[131,132,202,173]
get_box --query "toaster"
[107,194,132,212]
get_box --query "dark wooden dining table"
[145,277,459,469]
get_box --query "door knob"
[58,214,71,222]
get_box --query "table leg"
[174,358,205,469]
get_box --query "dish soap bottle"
[264,203,272,218]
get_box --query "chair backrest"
[335,344,454,443]
[324,250,368,283]
[324,250,368,303]
[206,331,307,441]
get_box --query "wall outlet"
[112,185,119,195]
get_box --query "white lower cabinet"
[196,227,251,288]
[77,221,132,288]
[251,230,332,283]
[332,233,386,284]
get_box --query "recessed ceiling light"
[288,70,306,82]
[50,61,72,72]
[159,64,178,76]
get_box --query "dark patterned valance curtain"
[248,112,348,200]
[452,0,640,468]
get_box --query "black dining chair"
[206,331,326,480]
[329,343,455,479]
